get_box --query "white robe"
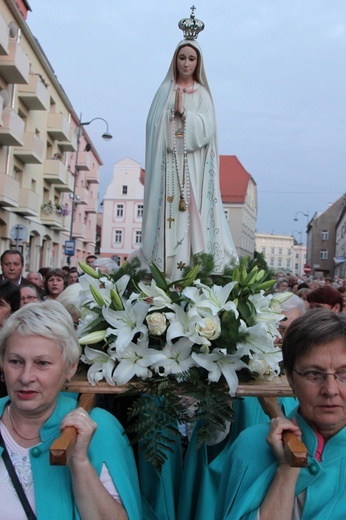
[139,40,238,279]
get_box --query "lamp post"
[66,114,113,265]
[291,229,303,276]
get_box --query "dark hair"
[86,255,97,261]
[306,285,343,312]
[0,280,20,313]
[44,268,68,294]
[38,267,51,279]
[1,249,24,266]
[282,309,346,375]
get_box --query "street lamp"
[66,114,113,264]
[291,229,302,244]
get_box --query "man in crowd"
[0,250,29,286]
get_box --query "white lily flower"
[151,337,195,376]
[192,348,248,396]
[112,339,163,386]
[165,304,211,346]
[187,281,238,318]
[238,321,282,376]
[81,346,116,386]
[248,292,285,336]
[138,281,173,310]
[102,300,149,353]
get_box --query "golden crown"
[178,5,205,40]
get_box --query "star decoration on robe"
[177,261,186,271]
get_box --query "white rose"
[146,312,167,336]
[248,359,271,377]
[197,316,221,341]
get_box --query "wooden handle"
[258,396,307,468]
[50,393,96,465]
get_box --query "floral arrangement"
[41,201,69,216]
[76,256,288,469]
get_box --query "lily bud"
[78,262,100,279]
[79,330,107,345]
[110,288,124,310]
[90,284,106,307]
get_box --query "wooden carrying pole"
[258,396,307,467]
[50,393,96,465]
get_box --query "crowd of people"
[0,246,345,518]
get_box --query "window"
[135,230,142,244]
[278,258,282,267]
[271,248,275,255]
[116,204,124,218]
[321,230,329,241]
[114,230,123,244]
[136,204,144,218]
[278,248,283,255]
[287,249,292,256]
[320,249,328,260]
[286,259,291,269]
[295,263,299,271]
[270,258,274,267]
[261,247,266,254]
[122,185,128,195]
[295,252,299,259]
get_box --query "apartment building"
[0,0,101,271]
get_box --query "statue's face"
[176,46,198,82]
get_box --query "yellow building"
[0,0,101,271]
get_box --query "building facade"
[0,0,101,272]
[306,194,345,278]
[334,196,346,278]
[219,155,257,259]
[256,233,300,275]
[100,157,144,264]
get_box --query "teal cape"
[0,395,142,519]
[215,406,346,520]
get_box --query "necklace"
[7,405,41,441]
[171,108,190,212]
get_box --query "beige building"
[220,155,257,258]
[256,233,297,275]
[0,0,101,271]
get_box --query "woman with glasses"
[19,283,43,307]
[216,309,346,519]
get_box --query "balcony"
[0,15,9,55]
[16,188,40,216]
[0,39,30,84]
[47,112,70,141]
[75,186,89,204]
[76,151,92,171]
[0,174,19,207]
[0,108,24,146]
[85,168,99,184]
[18,74,48,111]
[59,127,77,152]
[14,132,44,164]
[72,221,87,239]
[85,227,96,242]
[40,209,69,231]
[85,197,98,213]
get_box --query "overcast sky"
[27,1,346,238]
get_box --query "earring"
[65,378,70,390]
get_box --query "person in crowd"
[38,267,50,286]
[337,286,346,313]
[306,285,343,313]
[44,268,68,300]
[216,309,346,519]
[68,267,80,285]
[86,254,97,267]
[62,265,71,277]
[20,283,43,307]
[297,288,311,310]
[27,271,44,290]
[0,250,29,286]
[0,300,142,519]
[92,258,118,275]
[177,293,305,520]
[0,280,20,397]
[275,277,290,293]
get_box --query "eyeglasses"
[293,368,346,384]
[20,296,38,302]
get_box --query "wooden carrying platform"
[50,374,307,467]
